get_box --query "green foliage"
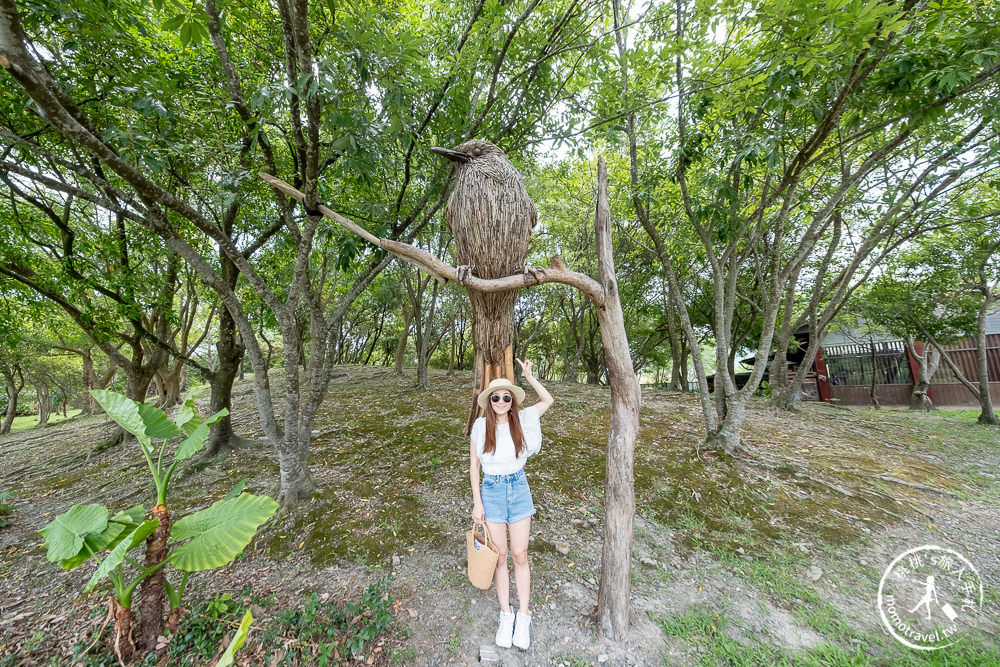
[152,592,250,664]
[91,390,227,504]
[215,609,254,667]
[263,575,394,663]
[143,579,393,666]
[169,493,279,572]
[39,390,273,613]
[39,503,109,562]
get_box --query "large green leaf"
[169,493,278,572]
[90,390,150,451]
[138,403,182,440]
[174,398,202,436]
[175,408,228,461]
[215,608,253,667]
[59,505,146,569]
[85,519,159,592]
[40,504,109,563]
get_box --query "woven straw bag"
[466,522,499,589]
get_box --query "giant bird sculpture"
[431,140,538,434]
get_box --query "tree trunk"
[203,345,243,457]
[394,305,413,376]
[156,364,182,409]
[666,306,683,390]
[275,433,315,506]
[868,336,881,409]
[274,335,316,507]
[82,352,97,415]
[138,504,170,652]
[36,384,50,426]
[416,280,441,390]
[1,366,24,436]
[905,337,939,411]
[593,157,642,641]
[204,281,245,457]
[974,290,999,425]
[705,398,745,455]
[447,318,456,376]
[457,315,468,371]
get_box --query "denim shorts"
[481,469,536,524]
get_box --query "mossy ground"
[1,366,998,665]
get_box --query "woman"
[469,358,553,651]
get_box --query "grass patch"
[655,604,1000,666]
[710,544,860,640]
[655,604,866,666]
[9,408,82,433]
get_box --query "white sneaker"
[512,610,531,649]
[495,609,515,648]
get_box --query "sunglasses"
[491,394,513,403]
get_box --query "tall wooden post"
[593,157,642,639]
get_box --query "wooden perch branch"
[258,172,606,307]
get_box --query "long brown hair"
[483,394,527,457]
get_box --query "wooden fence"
[818,335,1000,407]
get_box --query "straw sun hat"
[477,378,526,410]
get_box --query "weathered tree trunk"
[679,335,689,390]
[705,399,745,454]
[592,157,642,640]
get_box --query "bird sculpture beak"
[430,146,470,163]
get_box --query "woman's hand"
[516,357,534,380]
[472,502,485,524]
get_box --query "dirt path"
[1,368,997,665]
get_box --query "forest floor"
[0,366,998,666]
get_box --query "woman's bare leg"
[485,520,510,611]
[508,517,531,613]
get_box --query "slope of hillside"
[1,367,997,665]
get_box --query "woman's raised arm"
[516,358,553,417]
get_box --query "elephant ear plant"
[40,390,278,664]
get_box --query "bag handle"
[472,521,491,547]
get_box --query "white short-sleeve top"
[471,405,543,475]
